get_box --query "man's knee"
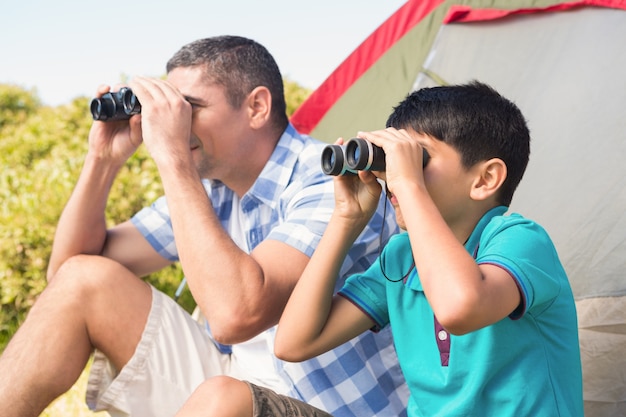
[199,376,249,398]
[47,254,147,314]
[53,254,137,291]
[178,377,253,417]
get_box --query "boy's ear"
[470,158,507,201]
[246,86,272,129]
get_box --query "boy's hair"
[386,81,530,206]
[166,36,289,131]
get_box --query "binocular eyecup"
[321,137,429,176]
[90,87,141,121]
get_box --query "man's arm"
[47,85,171,280]
[142,160,313,344]
[47,152,118,279]
[125,76,325,344]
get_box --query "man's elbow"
[208,311,271,345]
[46,266,56,283]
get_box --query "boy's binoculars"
[321,138,429,176]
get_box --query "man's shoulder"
[288,131,327,161]
[278,129,328,178]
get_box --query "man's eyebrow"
[183,95,204,104]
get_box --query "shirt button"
[438,330,448,341]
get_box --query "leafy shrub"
[0,81,310,351]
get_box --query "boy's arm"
[359,128,520,335]
[274,212,376,362]
[274,168,380,362]
[399,182,520,335]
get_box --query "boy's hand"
[331,138,382,227]
[356,128,426,195]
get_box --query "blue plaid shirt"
[131,124,408,416]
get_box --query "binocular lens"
[321,145,350,176]
[122,89,141,115]
[345,138,386,171]
[90,99,105,120]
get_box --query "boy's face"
[382,131,476,232]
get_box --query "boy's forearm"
[275,214,364,360]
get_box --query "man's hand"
[128,77,193,168]
[87,84,143,166]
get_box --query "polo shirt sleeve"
[339,257,390,332]
[476,215,567,319]
[339,234,411,330]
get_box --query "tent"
[291,1,626,415]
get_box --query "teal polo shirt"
[340,206,583,416]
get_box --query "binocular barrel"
[90,87,141,121]
[321,137,430,176]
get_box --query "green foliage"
[284,77,312,116]
[0,84,41,130]
[0,80,311,352]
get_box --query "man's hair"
[386,81,530,206]
[166,36,289,131]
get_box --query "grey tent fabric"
[412,7,626,415]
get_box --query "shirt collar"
[245,123,304,210]
[464,205,508,258]
[208,123,305,210]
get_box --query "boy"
[176,81,583,416]
[276,80,584,415]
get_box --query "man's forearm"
[47,154,122,278]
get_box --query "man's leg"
[0,254,152,417]
[175,377,333,417]
[175,376,254,417]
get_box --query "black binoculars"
[321,137,429,176]
[90,87,141,121]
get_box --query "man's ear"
[246,86,272,129]
[470,158,507,201]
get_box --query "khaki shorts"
[86,286,248,417]
[247,382,333,417]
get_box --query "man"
[0,36,407,416]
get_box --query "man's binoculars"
[321,138,429,176]
[90,87,141,121]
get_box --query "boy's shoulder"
[472,207,558,262]
[480,208,550,242]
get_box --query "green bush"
[0,81,310,352]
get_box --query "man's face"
[166,65,251,181]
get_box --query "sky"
[2,0,406,107]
